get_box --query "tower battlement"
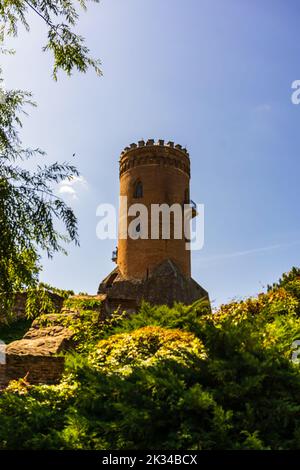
[120,139,190,178]
[120,139,189,157]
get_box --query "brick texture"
[118,141,191,280]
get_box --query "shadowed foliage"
[1,268,300,449]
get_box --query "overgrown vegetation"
[1,268,300,450]
[25,283,74,318]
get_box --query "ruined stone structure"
[5,313,75,385]
[0,296,104,388]
[98,139,209,312]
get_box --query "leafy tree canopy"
[0,0,102,79]
[0,0,102,308]
[0,67,79,307]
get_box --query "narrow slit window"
[134,181,143,198]
[184,188,189,204]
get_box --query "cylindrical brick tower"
[98,138,209,313]
[117,139,191,280]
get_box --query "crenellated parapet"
[119,139,190,177]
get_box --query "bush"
[1,268,300,449]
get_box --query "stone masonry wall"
[2,312,76,386]
[6,355,65,385]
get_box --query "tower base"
[97,259,209,316]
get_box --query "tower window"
[133,181,143,198]
[184,188,189,204]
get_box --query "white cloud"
[58,175,88,200]
[59,185,77,197]
[254,104,272,113]
[201,240,300,264]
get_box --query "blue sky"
[2,0,300,307]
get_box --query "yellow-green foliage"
[89,326,206,375]
[35,309,102,354]
[214,287,299,325]
[63,295,103,312]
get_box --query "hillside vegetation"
[1,268,300,450]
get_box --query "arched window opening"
[134,181,143,198]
